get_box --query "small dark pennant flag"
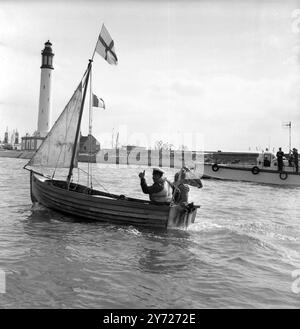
[95,24,118,65]
[179,167,203,188]
[92,94,105,109]
[282,121,291,128]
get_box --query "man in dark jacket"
[276,147,284,172]
[293,148,299,172]
[138,168,172,203]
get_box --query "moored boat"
[202,152,300,186]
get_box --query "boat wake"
[187,220,224,232]
[186,217,300,259]
[117,226,142,236]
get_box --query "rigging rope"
[78,167,110,193]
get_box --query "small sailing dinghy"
[24,25,201,229]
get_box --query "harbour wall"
[0,150,34,159]
[0,149,260,166]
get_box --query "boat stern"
[167,203,199,228]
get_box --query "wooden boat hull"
[203,163,300,186]
[30,172,198,228]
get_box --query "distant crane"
[282,121,292,152]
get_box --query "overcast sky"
[1,0,300,152]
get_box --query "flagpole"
[88,66,93,188]
[91,24,104,61]
[67,60,93,186]
[282,121,292,152]
[91,41,98,62]
[289,121,291,152]
[87,24,104,187]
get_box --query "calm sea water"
[0,157,300,308]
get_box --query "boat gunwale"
[31,172,200,210]
[33,180,170,220]
[31,173,171,227]
[31,173,172,213]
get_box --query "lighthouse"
[37,40,54,137]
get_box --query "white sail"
[27,83,82,172]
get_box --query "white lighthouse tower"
[37,40,54,137]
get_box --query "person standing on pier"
[288,150,294,167]
[276,147,284,172]
[293,148,299,173]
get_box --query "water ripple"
[0,158,300,308]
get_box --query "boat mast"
[87,66,93,188]
[67,59,93,186]
[289,121,291,152]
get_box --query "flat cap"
[152,167,165,174]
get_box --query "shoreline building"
[79,134,101,154]
[0,128,20,150]
[21,41,54,151]
[4,128,8,144]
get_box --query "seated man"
[167,168,195,227]
[138,168,172,203]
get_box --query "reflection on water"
[138,229,193,275]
